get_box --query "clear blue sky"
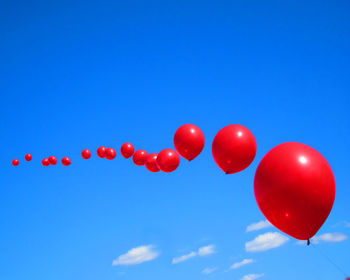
[1,1,349,280]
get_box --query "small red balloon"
[12,159,19,166]
[156,149,180,173]
[25,154,32,161]
[82,149,92,159]
[174,124,205,161]
[145,153,160,172]
[133,150,149,166]
[49,156,58,165]
[97,146,106,158]
[121,142,135,159]
[42,158,50,166]
[212,124,257,174]
[105,148,117,160]
[62,157,71,166]
[254,142,336,240]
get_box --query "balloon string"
[310,243,348,277]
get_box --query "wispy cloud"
[241,273,264,280]
[313,233,347,244]
[245,232,289,252]
[332,221,350,228]
[112,245,160,266]
[172,252,197,264]
[202,267,217,275]
[230,259,255,270]
[246,220,272,232]
[172,245,216,264]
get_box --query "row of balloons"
[11,124,336,243]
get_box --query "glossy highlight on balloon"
[145,153,160,172]
[62,157,71,166]
[97,146,106,158]
[12,159,19,166]
[82,149,92,159]
[174,124,205,161]
[42,158,50,166]
[133,150,149,166]
[212,124,257,174]
[156,149,180,173]
[121,143,135,159]
[105,148,117,160]
[49,156,58,165]
[25,154,32,161]
[254,142,336,240]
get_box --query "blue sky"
[1,1,349,279]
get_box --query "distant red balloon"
[105,148,117,160]
[156,149,180,172]
[254,142,336,240]
[82,149,92,159]
[62,157,71,166]
[133,150,149,166]
[212,124,257,174]
[97,146,106,158]
[174,124,205,161]
[42,158,50,166]
[121,142,135,159]
[12,159,19,166]
[145,153,160,172]
[25,154,32,161]
[49,156,58,165]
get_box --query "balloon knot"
[307,239,310,246]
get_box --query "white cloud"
[313,233,347,244]
[172,251,197,264]
[245,232,289,252]
[202,267,217,275]
[241,273,264,280]
[172,244,216,264]
[198,245,216,256]
[112,245,160,266]
[246,220,272,232]
[230,259,255,270]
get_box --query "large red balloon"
[212,124,257,174]
[12,159,19,166]
[133,150,149,166]
[62,157,71,166]
[174,124,205,161]
[82,149,92,159]
[105,148,117,160]
[42,158,50,166]
[145,153,160,172]
[49,156,58,165]
[97,146,106,158]
[254,142,336,240]
[25,154,32,161]
[121,143,135,159]
[156,149,180,173]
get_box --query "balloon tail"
[307,239,311,246]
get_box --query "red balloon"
[133,150,149,166]
[254,142,336,240]
[145,153,160,172]
[105,147,117,160]
[121,142,135,159]
[42,158,50,166]
[62,157,71,166]
[25,154,32,161]
[174,124,205,161]
[212,124,257,174]
[49,156,58,165]
[82,149,92,159]
[97,146,106,158]
[12,159,19,166]
[156,149,180,173]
